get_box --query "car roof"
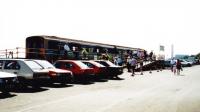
[82,60,105,67]
[56,60,82,62]
[0,71,17,78]
[0,58,32,61]
[56,60,72,61]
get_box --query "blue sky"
[1,0,200,58]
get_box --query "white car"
[0,72,17,94]
[33,60,73,84]
[0,59,50,87]
[180,59,193,67]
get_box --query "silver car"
[0,59,50,87]
[33,60,73,84]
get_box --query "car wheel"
[17,77,28,90]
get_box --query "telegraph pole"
[16,47,19,58]
[171,44,174,58]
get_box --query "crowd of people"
[101,50,184,76]
[126,51,155,76]
[120,53,183,76]
[126,57,183,76]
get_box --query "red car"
[53,60,94,81]
[82,60,106,77]
[33,60,73,84]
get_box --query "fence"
[0,47,25,59]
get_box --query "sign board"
[160,45,164,51]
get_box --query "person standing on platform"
[176,59,182,75]
[139,58,144,75]
[130,56,137,76]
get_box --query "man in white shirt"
[170,58,176,72]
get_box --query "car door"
[3,60,21,76]
[0,60,3,70]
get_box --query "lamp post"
[5,49,7,58]
[16,47,19,58]
[171,44,174,59]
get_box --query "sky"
[0,0,200,58]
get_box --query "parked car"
[54,60,94,81]
[0,71,17,94]
[94,60,123,78]
[0,59,49,87]
[82,60,106,78]
[180,59,193,67]
[33,60,73,84]
[164,60,171,67]
[186,56,198,64]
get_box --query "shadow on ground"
[11,87,49,93]
[0,93,16,99]
[41,83,74,88]
[72,81,95,85]
[93,79,108,82]
[108,77,125,80]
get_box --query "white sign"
[64,44,70,51]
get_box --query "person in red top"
[176,59,182,75]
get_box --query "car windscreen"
[90,61,105,67]
[82,62,94,68]
[95,61,109,67]
[35,60,55,69]
[74,61,89,69]
[24,60,43,70]
[104,61,117,67]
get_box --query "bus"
[26,35,144,63]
